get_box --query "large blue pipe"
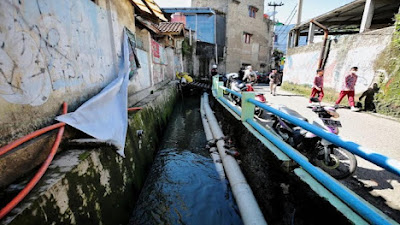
[247,98,400,177]
[247,119,393,225]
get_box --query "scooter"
[228,75,266,117]
[271,98,357,179]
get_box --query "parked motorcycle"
[271,98,357,179]
[227,74,266,117]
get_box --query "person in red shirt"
[308,69,324,107]
[334,67,360,112]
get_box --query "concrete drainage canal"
[129,95,243,225]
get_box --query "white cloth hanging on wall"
[57,29,131,157]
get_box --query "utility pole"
[268,1,284,24]
[294,0,303,48]
[296,0,303,25]
[268,2,284,70]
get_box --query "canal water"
[129,96,243,225]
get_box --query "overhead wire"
[275,3,298,37]
[280,9,298,43]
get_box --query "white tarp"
[56,30,131,157]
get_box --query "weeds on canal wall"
[373,14,400,118]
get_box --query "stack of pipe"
[201,93,268,225]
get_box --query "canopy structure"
[288,0,400,48]
[295,0,399,34]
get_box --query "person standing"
[269,69,279,96]
[334,67,360,112]
[308,69,324,107]
[211,64,218,77]
[359,83,379,112]
[243,66,257,83]
[238,66,245,81]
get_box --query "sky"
[154,0,355,24]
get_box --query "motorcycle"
[271,98,357,179]
[228,75,267,117]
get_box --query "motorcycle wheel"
[272,119,291,143]
[255,107,263,117]
[314,147,357,179]
[228,93,240,105]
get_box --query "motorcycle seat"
[279,106,308,121]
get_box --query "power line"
[275,3,298,36]
[279,10,298,43]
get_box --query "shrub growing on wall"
[374,14,400,118]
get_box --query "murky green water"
[129,96,243,225]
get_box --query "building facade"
[192,0,273,73]
[163,8,226,78]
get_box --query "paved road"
[252,84,400,221]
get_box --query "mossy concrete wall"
[1,83,177,225]
[374,14,400,117]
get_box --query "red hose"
[0,123,65,157]
[0,105,140,157]
[0,102,67,220]
[0,103,141,220]
[127,107,142,112]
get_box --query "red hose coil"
[0,102,67,220]
[0,103,142,220]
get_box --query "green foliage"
[393,14,400,49]
[373,14,400,118]
[182,37,193,57]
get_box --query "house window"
[248,6,258,18]
[243,32,252,44]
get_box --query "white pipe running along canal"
[202,93,268,225]
[129,96,242,225]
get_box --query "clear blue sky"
[154,0,355,24]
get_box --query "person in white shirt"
[243,66,257,83]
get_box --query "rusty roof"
[158,22,184,34]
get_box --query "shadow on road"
[342,166,400,222]
[351,165,400,190]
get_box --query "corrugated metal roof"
[131,0,152,14]
[294,0,400,31]
[162,7,215,14]
[144,0,168,22]
[131,0,168,22]
[158,22,184,33]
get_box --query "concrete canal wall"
[1,83,177,225]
